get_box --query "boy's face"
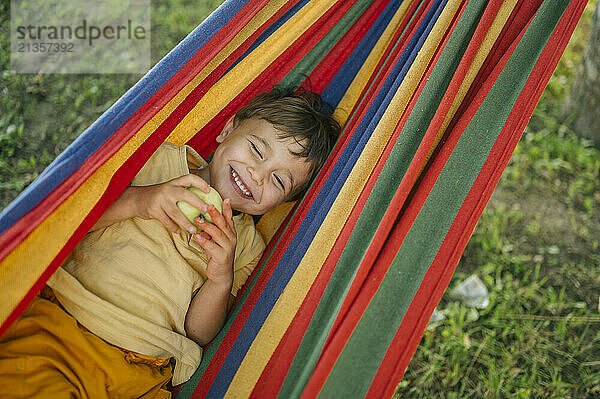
[208,117,312,215]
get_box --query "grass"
[1,0,598,397]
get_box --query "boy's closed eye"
[249,140,263,159]
[273,174,285,191]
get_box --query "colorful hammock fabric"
[0,0,585,397]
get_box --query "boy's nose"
[247,166,263,186]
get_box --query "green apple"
[177,186,223,227]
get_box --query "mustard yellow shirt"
[47,143,265,385]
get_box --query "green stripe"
[278,0,481,397]
[319,1,568,397]
[279,0,376,88]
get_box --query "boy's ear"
[216,116,236,143]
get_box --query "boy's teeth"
[232,168,251,197]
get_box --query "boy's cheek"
[260,196,287,215]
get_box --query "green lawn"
[1,0,598,397]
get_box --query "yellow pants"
[0,293,173,398]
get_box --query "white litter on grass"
[451,275,490,309]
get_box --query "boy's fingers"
[194,232,220,253]
[201,231,211,240]
[166,203,198,234]
[157,212,181,234]
[195,231,211,241]
[194,217,227,246]
[206,206,235,240]
[223,199,235,230]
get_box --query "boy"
[0,88,340,398]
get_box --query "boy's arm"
[89,174,211,232]
[184,279,235,346]
[184,200,238,346]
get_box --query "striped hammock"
[0,0,585,397]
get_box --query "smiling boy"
[0,88,340,398]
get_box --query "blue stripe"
[204,1,443,395]
[0,0,250,235]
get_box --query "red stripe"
[341,8,535,396]
[316,0,501,358]
[322,0,472,352]
[0,1,272,337]
[299,1,471,396]
[321,19,527,399]
[342,0,432,123]
[368,2,586,396]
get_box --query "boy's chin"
[231,203,259,216]
[232,204,275,216]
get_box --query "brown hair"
[234,87,341,201]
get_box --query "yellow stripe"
[224,2,463,397]
[334,0,416,125]
[0,2,285,325]
[423,0,519,164]
[256,201,295,244]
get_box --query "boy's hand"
[134,174,211,234]
[194,199,237,286]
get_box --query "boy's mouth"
[230,166,254,199]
